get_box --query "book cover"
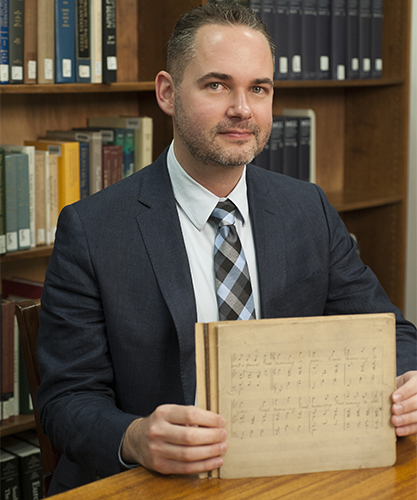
[0,147,6,254]
[0,0,9,83]
[0,450,20,500]
[302,0,317,80]
[195,314,397,479]
[269,116,285,174]
[48,152,58,243]
[346,0,360,79]
[4,153,18,252]
[1,299,15,424]
[359,0,372,78]
[282,117,299,178]
[24,139,80,213]
[54,0,76,83]
[34,151,47,245]
[37,0,54,83]
[23,0,36,83]
[316,0,331,79]
[275,0,289,80]
[101,0,116,83]
[8,0,24,83]
[331,0,346,80]
[89,0,101,82]
[288,0,303,80]
[75,0,90,82]
[371,0,383,78]
[15,152,31,250]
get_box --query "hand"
[121,404,227,475]
[391,371,417,436]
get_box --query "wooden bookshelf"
[0,0,412,311]
[0,415,36,438]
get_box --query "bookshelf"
[0,1,412,431]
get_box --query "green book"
[0,148,6,254]
[5,154,18,253]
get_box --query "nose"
[226,90,253,120]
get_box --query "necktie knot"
[210,200,236,228]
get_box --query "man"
[37,1,417,495]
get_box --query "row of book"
[0,0,117,84]
[0,115,153,255]
[1,431,44,500]
[253,109,316,183]
[249,0,384,81]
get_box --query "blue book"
[79,141,90,199]
[75,0,91,82]
[0,0,9,83]
[55,0,76,83]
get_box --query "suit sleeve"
[37,204,139,480]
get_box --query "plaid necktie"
[210,200,256,321]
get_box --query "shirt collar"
[166,141,249,231]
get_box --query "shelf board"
[0,414,36,437]
[1,245,54,263]
[327,191,404,213]
[0,77,404,95]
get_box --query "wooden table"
[53,435,416,499]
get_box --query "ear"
[155,71,175,117]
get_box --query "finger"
[392,395,417,416]
[394,421,417,437]
[157,454,225,475]
[393,371,417,402]
[161,404,226,429]
[392,409,417,428]
[166,424,227,447]
[157,440,227,464]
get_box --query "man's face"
[172,24,274,172]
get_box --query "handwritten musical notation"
[224,345,385,440]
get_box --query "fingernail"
[393,393,403,403]
[393,404,403,414]
[221,429,227,440]
[220,442,227,453]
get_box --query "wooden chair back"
[15,299,62,497]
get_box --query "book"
[331,0,346,80]
[101,143,122,188]
[0,0,9,83]
[371,0,383,78]
[316,0,331,79]
[101,0,116,83]
[195,314,397,479]
[274,0,289,80]
[260,0,276,67]
[8,0,24,83]
[0,450,20,499]
[269,116,285,174]
[0,147,6,253]
[54,0,76,83]
[1,300,15,424]
[89,0,101,82]
[302,0,318,80]
[346,0,360,79]
[297,116,311,181]
[283,107,316,183]
[23,0,36,83]
[45,129,102,195]
[79,140,89,198]
[282,117,299,178]
[359,0,372,78]
[2,277,44,299]
[75,0,90,82]
[15,152,31,250]
[48,151,58,242]
[4,153,18,252]
[288,0,303,80]
[24,139,80,213]
[37,0,54,83]
[34,151,47,245]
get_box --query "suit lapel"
[134,154,197,404]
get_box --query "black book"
[359,0,372,78]
[331,0,346,80]
[302,0,318,80]
[346,0,360,79]
[102,0,117,83]
[297,117,311,182]
[9,0,24,83]
[275,0,290,80]
[316,0,331,79]
[371,0,383,78]
[0,450,20,500]
[283,117,299,178]
[76,0,91,82]
[261,0,275,52]
[288,0,303,80]
[269,116,285,174]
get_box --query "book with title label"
[23,0,37,83]
[101,0,116,82]
[55,0,76,83]
[37,0,55,83]
[346,0,360,79]
[0,0,10,83]
[288,0,303,80]
[75,0,90,82]
[331,0,346,80]
[301,0,318,80]
[316,0,330,79]
[8,0,24,83]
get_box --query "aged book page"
[196,314,397,479]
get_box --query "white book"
[90,0,102,83]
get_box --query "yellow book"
[196,314,397,479]
[25,140,80,214]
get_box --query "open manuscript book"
[195,314,397,479]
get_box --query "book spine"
[79,141,89,198]
[331,0,346,80]
[101,0,116,83]
[288,0,303,80]
[0,148,6,254]
[261,0,275,57]
[371,0,383,78]
[316,0,330,79]
[4,154,18,252]
[302,0,318,80]
[16,153,31,250]
[138,117,153,170]
[275,0,289,80]
[0,0,9,83]
[23,0,36,83]
[0,451,20,499]
[110,144,122,185]
[269,116,285,174]
[346,0,359,79]
[75,0,90,82]
[8,0,24,83]
[1,301,15,424]
[283,117,299,178]
[37,0,54,83]
[18,448,44,500]
[48,153,58,244]
[89,0,101,82]
[298,117,311,181]
[124,128,135,178]
[35,152,46,245]
[359,0,371,78]
[101,144,111,188]
[55,0,76,83]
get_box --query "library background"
[1,1,416,498]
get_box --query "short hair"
[166,1,275,86]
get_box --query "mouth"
[218,129,254,141]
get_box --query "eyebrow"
[197,72,274,88]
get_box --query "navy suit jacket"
[37,149,417,492]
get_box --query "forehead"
[185,24,274,81]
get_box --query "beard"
[174,95,272,169]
